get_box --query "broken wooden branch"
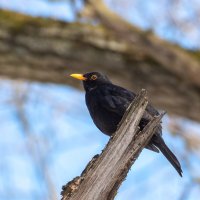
[61,89,165,200]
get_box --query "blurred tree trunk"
[0,8,200,122]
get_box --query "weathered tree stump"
[61,89,165,200]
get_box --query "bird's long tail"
[153,135,183,177]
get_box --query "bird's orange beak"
[70,74,87,81]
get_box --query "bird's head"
[70,72,111,91]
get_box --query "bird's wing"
[146,103,160,116]
[99,85,135,115]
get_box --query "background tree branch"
[61,90,165,200]
[0,9,200,122]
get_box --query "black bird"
[70,72,183,176]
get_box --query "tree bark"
[61,90,165,200]
[0,9,200,122]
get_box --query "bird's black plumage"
[73,71,183,176]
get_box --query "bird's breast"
[85,92,122,136]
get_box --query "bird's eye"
[91,75,97,80]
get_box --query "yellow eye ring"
[91,75,97,80]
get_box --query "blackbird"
[70,72,183,176]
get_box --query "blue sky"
[0,1,200,200]
[0,0,75,21]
